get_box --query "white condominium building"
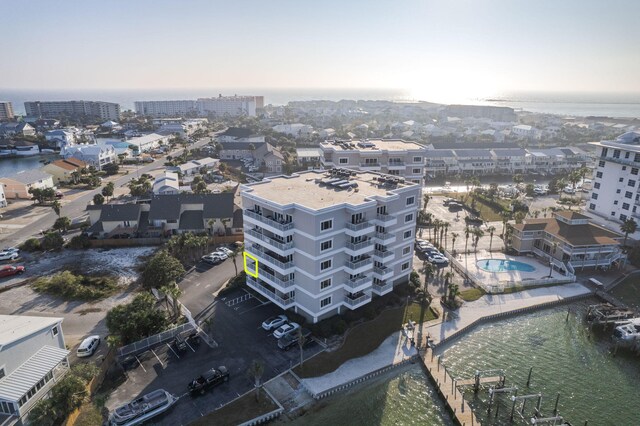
[588,132,640,227]
[0,102,14,121]
[135,95,263,117]
[320,139,430,185]
[24,100,120,121]
[241,169,420,323]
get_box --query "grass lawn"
[295,302,437,379]
[446,193,510,222]
[191,392,278,426]
[32,270,120,301]
[610,274,640,310]
[459,287,486,302]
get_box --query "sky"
[1,0,639,103]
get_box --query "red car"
[0,265,25,278]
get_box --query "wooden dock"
[419,349,481,426]
[457,376,503,387]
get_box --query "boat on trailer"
[613,318,640,344]
[109,389,178,426]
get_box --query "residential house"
[254,143,284,173]
[491,148,528,174]
[0,315,69,423]
[0,122,36,138]
[0,140,40,156]
[42,158,87,184]
[86,204,143,238]
[272,123,313,138]
[127,133,170,154]
[511,124,539,139]
[424,149,458,177]
[61,144,116,170]
[216,127,265,143]
[510,210,625,271]
[152,172,180,195]
[176,157,218,176]
[0,170,54,199]
[296,148,322,165]
[219,141,264,160]
[453,149,495,175]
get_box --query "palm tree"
[51,200,61,217]
[487,226,496,252]
[247,359,265,401]
[472,228,485,253]
[422,194,430,212]
[568,170,581,198]
[451,232,459,254]
[161,283,183,318]
[444,271,454,287]
[231,244,244,276]
[620,218,638,248]
[447,283,459,305]
[464,226,470,254]
[500,211,511,240]
[423,261,435,287]
[297,328,307,368]
[443,222,450,250]
[548,242,558,277]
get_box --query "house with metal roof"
[85,204,143,238]
[0,315,69,423]
[41,158,87,184]
[0,170,54,199]
[152,172,180,195]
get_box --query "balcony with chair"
[344,275,373,291]
[244,210,294,233]
[246,244,294,272]
[372,280,393,295]
[344,257,373,274]
[246,276,296,309]
[345,220,375,237]
[245,228,294,254]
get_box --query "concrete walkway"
[300,283,592,398]
[420,282,592,347]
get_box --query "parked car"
[563,187,576,194]
[188,366,229,396]
[448,203,463,211]
[0,247,19,256]
[173,334,188,353]
[202,253,222,264]
[0,250,19,261]
[0,265,24,278]
[278,328,312,350]
[443,198,457,206]
[55,191,64,199]
[210,251,228,260]
[429,255,449,265]
[273,322,300,339]
[465,215,483,224]
[262,314,288,331]
[218,247,234,256]
[77,335,101,358]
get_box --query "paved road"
[178,258,237,317]
[0,134,219,247]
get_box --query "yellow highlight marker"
[243,251,259,278]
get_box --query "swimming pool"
[477,259,536,272]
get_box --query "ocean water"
[2,88,640,118]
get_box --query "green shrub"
[32,271,119,301]
[107,292,170,345]
[41,232,64,251]
[21,237,41,252]
[331,319,348,335]
[68,235,91,249]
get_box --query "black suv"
[278,329,312,350]
[188,366,229,396]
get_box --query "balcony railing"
[345,275,371,289]
[373,266,393,278]
[346,239,373,251]
[244,210,294,231]
[246,245,294,270]
[259,269,294,289]
[346,221,372,232]
[345,258,373,270]
[376,213,396,223]
[374,249,394,259]
[372,281,393,294]
[245,228,294,251]
[345,293,372,307]
[247,276,295,307]
[374,232,395,243]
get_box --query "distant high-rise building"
[24,100,121,121]
[0,102,14,121]
[134,95,262,118]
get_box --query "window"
[601,148,608,157]
[320,220,332,231]
[320,278,331,290]
[626,191,633,199]
[401,262,410,271]
[626,152,631,159]
[633,168,639,175]
[413,156,422,163]
[635,153,640,162]
[619,178,624,183]
[405,213,414,223]
[320,240,332,251]
[406,196,415,206]
[589,203,596,210]
[591,193,598,200]
[339,158,348,164]
[629,179,636,187]
[614,200,619,205]
[52,326,59,336]
[616,189,621,194]
[403,246,411,255]
[0,367,4,380]
[596,171,603,178]
[623,166,627,171]
[403,230,412,239]
[320,260,332,270]
[594,182,601,189]
[320,296,331,308]
[412,168,421,174]
[623,203,630,210]
[620,214,628,221]
[612,211,616,216]
[613,149,621,158]
[598,160,605,167]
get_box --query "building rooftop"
[0,169,52,185]
[512,218,622,247]
[0,315,62,347]
[99,204,141,222]
[148,193,235,220]
[320,139,428,152]
[555,210,590,221]
[47,158,87,171]
[242,170,418,210]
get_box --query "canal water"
[293,300,640,425]
[0,155,56,178]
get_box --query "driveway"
[107,287,324,425]
[178,258,237,317]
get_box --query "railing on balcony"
[374,232,394,241]
[373,266,392,276]
[245,228,294,251]
[376,213,396,223]
[244,210,294,231]
[360,162,380,167]
[246,245,294,270]
[345,275,371,289]
[373,281,393,293]
[259,269,294,289]
[345,258,373,270]
[247,276,295,307]
[346,239,373,251]
[345,293,372,306]
[374,249,393,259]
[346,221,373,232]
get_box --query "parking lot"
[106,287,325,425]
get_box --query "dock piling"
[553,393,560,416]
[526,367,533,387]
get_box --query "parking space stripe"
[135,355,147,372]
[167,343,180,359]
[185,339,196,353]
[151,348,164,367]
